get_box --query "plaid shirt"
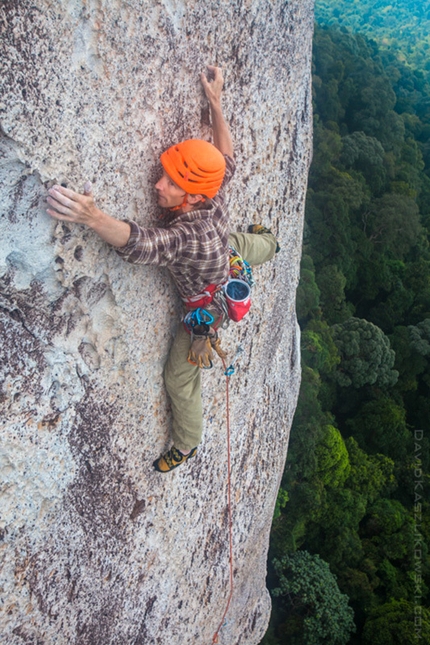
[116,155,236,300]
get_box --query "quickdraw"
[224,345,244,377]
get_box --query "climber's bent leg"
[164,323,203,453]
[228,231,278,265]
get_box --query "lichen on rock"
[0,1,313,643]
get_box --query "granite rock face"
[0,1,313,643]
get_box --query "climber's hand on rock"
[201,66,224,106]
[46,184,100,226]
[46,183,131,247]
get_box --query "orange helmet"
[160,139,226,199]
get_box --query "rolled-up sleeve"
[115,220,184,267]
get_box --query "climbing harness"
[182,283,220,311]
[212,351,238,645]
[182,246,255,329]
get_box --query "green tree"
[346,397,411,460]
[341,131,385,169]
[301,320,340,375]
[358,493,428,606]
[272,367,331,555]
[338,564,379,612]
[310,117,343,177]
[271,551,356,645]
[340,130,387,192]
[402,261,430,325]
[390,325,427,392]
[361,498,415,563]
[290,366,327,438]
[316,264,353,324]
[361,193,422,259]
[296,254,320,321]
[409,318,430,356]
[315,424,350,487]
[366,262,416,333]
[331,317,399,387]
[349,76,404,152]
[345,436,396,504]
[273,487,289,521]
[305,169,368,284]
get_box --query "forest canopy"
[261,21,430,645]
[316,0,430,76]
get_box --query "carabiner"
[196,308,215,326]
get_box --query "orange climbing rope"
[212,358,235,644]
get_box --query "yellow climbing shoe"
[248,223,272,235]
[153,446,197,473]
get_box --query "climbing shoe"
[248,223,272,235]
[248,224,280,253]
[153,446,197,473]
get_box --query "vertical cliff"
[0,1,313,643]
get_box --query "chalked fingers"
[46,185,96,224]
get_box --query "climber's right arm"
[200,66,234,159]
[46,185,131,248]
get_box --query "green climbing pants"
[163,231,278,452]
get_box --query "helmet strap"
[169,194,205,212]
[169,194,189,212]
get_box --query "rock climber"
[46,66,279,473]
